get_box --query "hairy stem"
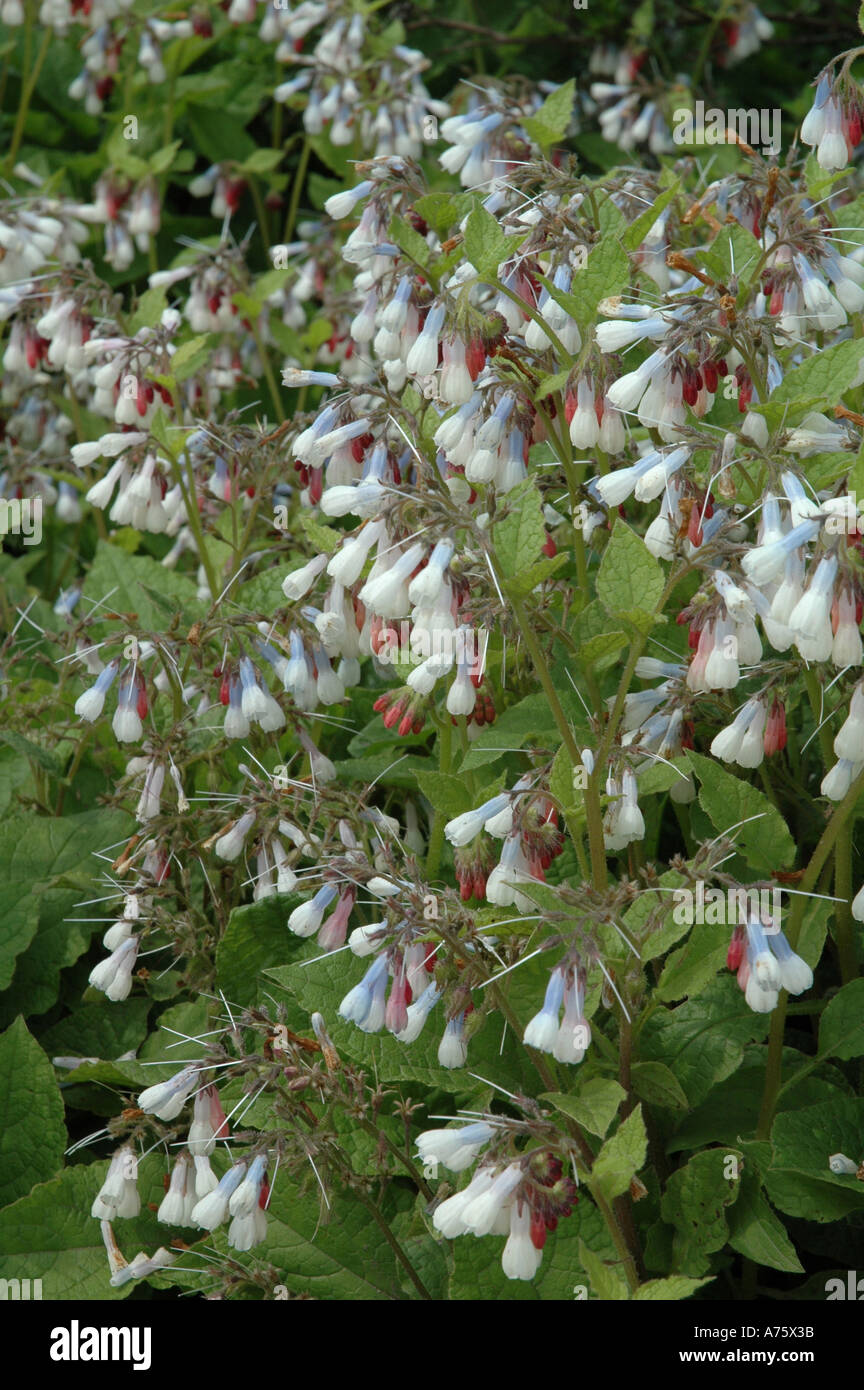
[509,595,581,764]
[354,1189,433,1300]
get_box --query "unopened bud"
[311,1012,340,1072]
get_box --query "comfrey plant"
[1,0,864,1309]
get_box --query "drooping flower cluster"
[418,1122,579,1281]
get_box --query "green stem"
[356,1118,433,1202]
[55,728,92,816]
[169,450,220,601]
[510,567,611,886]
[251,324,285,424]
[355,1189,432,1300]
[803,666,834,768]
[692,0,734,86]
[557,452,591,595]
[583,772,608,891]
[424,715,452,881]
[282,136,311,246]
[4,26,51,175]
[489,278,574,367]
[249,176,272,255]
[509,595,580,764]
[233,487,266,579]
[596,569,685,776]
[833,823,858,985]
[571,824,590,880]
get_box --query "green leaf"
[847,436,864,499]
[596,195,628,238]
[523,80,575,150]
[765,1097,864,1221]
[254,267,292,301]
[542,1078,626,1138]
[578,1237,630,1300]
[804,154,849,204]
[580,630,629,666]
[726,1172,803,1273]
[216,897,308,1009]
[0,811,134,1028]
[630,1060,689,1110]
[366,15,406,56]
[169,333,215,383]
[330,754,428,791]
[570,599,630,674]
[306,172,343,211]
[296,511,343,555]
[412,192,477,239]
[460,693,560,770]
[667,1048,850,1154]
[661,1149,742,1274]
[639,976,768,1105]
[567,237,629,332]
[308,131,357,180]
[413,769,472,822]
[698,223,763,290]
[0,809,131,1000]
[629,0,656,40]
[536,368,571,400]
[493,478,547,579]
[38,998,151,1063]
[757,339,864,428]
[186,106,256,164]
[128,285,168,334]
[389,214,430,269]
[686,750,795,872]
[448,1196,612,1300]
[0,730,62,778]
[503,553,567,598]
[300,317,333,352]
[0,748,31,815]
[0,1018,65,1206]
[148,139,182,175]
[233,290,264,321]
[623,181,680,251]
[549,743,576,807]
[464,206,523,280]
[239,147,283,174]
[81,540,200,631]
[148,405,184,461]
[597,520,664,623]
[818,978,864,1060]
[258,1177,426,1300]
[656,917,729,1002]
[637,756,690,797]
[549,744,585,839]
[634,1275,714,1300]
[592,1105,647,1200]
[623,866,688,960]
[138,999,214,1067]
[0,1159,169,1300]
